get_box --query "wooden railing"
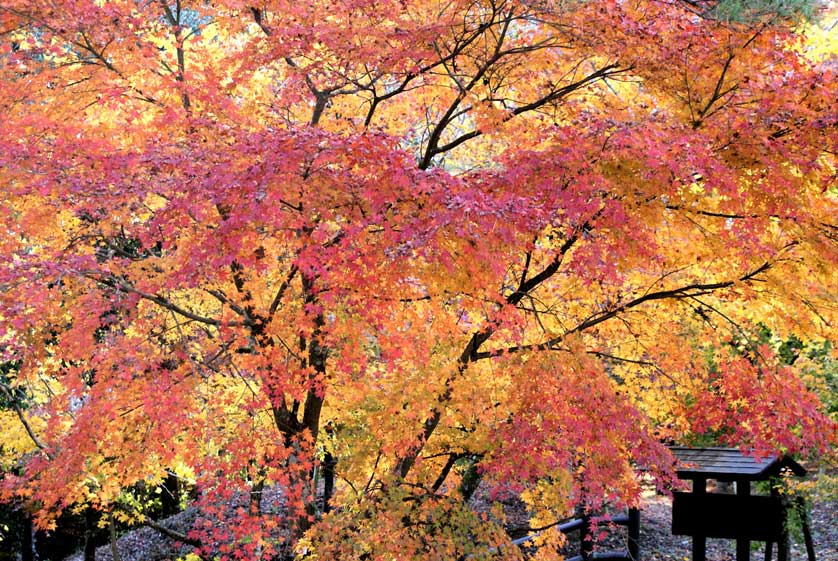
[511,508,640,561]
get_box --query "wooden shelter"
[669,447,808,561]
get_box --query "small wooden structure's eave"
[669,447,807,481]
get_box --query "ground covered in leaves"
[65,489,836,561]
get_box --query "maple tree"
[0,0,836,559]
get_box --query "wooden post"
[795,496,816,561]
[772,487,789,561]
[736,479,751,561]
[777,534,789,561]
[692,477,707,561]
[627,507,640,561]
[580,512,595,561]
[764,541,773,561]
[21,513,34,561]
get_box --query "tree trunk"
[83,507,97,561]
[322,452,336,513]
[21,512,34,561]
[108,511,121,561]
[160,471,180,517]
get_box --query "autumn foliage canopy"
[0,0,836,559]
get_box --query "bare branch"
[140,514,201,547]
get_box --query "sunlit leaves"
[0,0,836,559]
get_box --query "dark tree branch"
[395,227,583,477]
[695,51,736,126]
[473,258,777,360]
[0,382,53,459]
[430,453,462,493]
[268,264,299,319]
[80,271,243,327]
[420,63,626,168]
[140,515,201,547]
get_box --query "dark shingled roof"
[670,447,807,481]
